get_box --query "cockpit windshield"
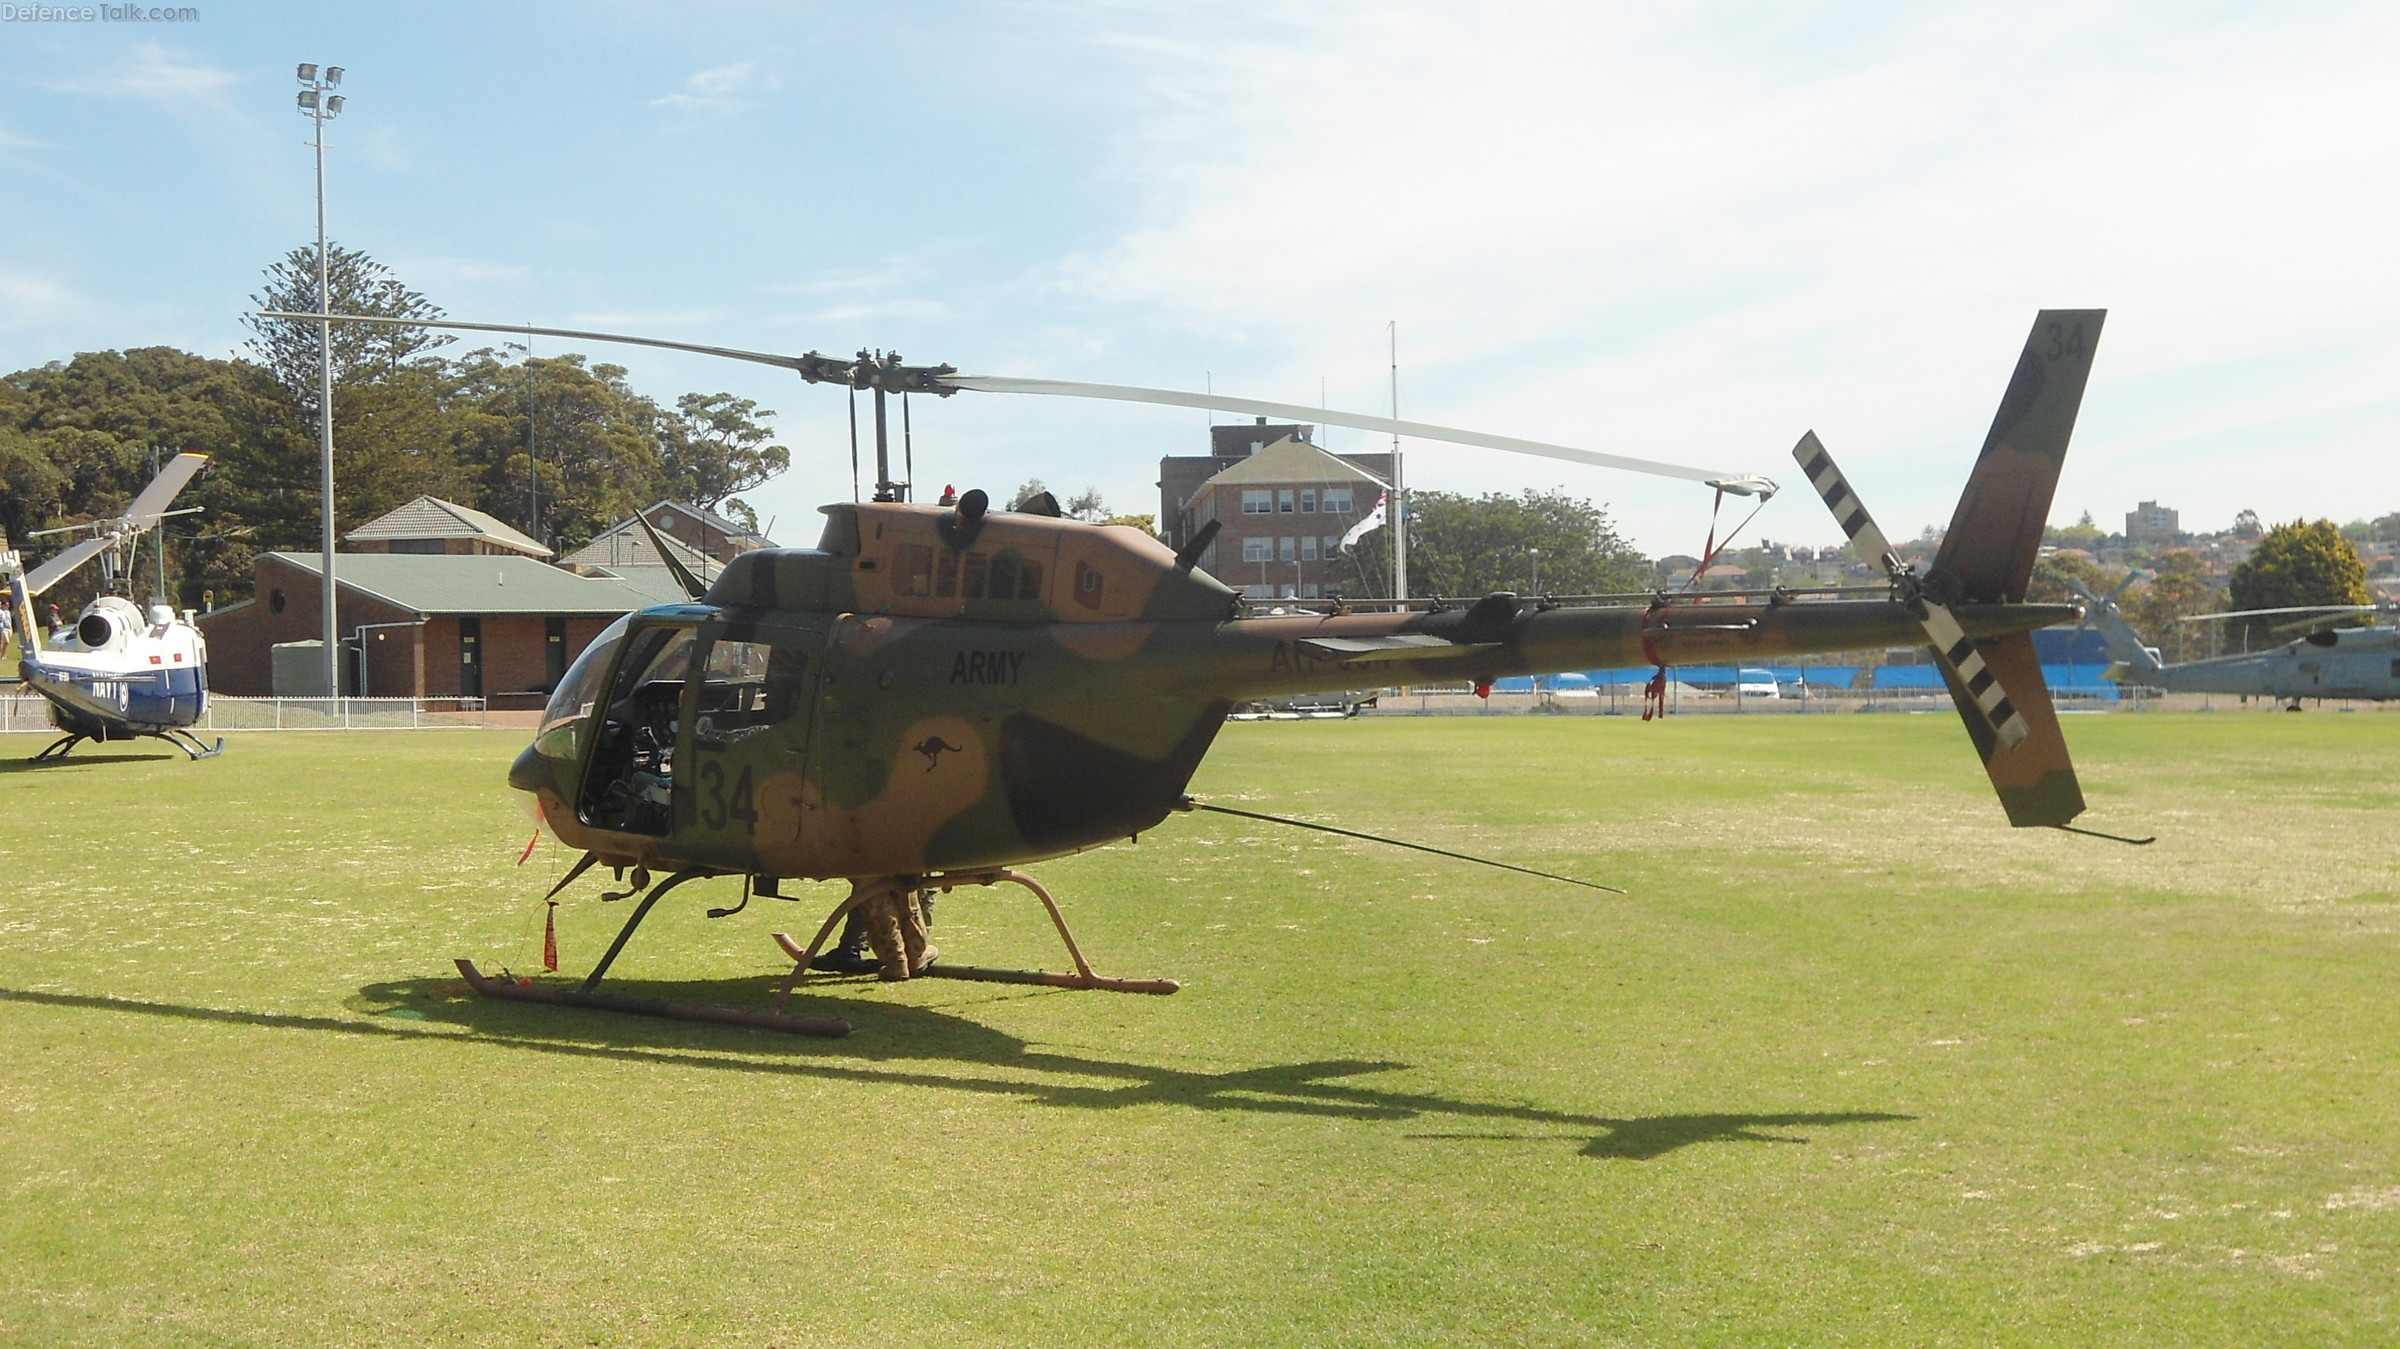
[535,613,631,758]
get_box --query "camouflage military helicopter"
[282,308,2111,1037]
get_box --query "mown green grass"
[2,710,2396,1347]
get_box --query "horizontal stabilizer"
[1936,632,2084,827]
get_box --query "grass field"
[3,710,2397,1346]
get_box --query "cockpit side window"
[535,613,631,760]
[690,638,791,747]
[577,623,699,835]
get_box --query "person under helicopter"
[813,886,938,978]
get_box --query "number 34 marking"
[698,760,757,833]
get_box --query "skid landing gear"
[30,727,222,762]
[770,870,1181,1012]
[454,958,850,1037]
[454,866,852,1037]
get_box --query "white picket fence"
[0,691,523,733]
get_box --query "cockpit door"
[575,620,700,836]
[675,621,827,871]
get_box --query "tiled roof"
[343,496,552,559]
[266,552,683,616]
[1186,436,1390,510]
[560,525,725,581]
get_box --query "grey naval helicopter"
[278,308,2122,1037]
[3,451,222,761]
[2075,576,2400,707]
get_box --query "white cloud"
[651,61,761,112]
[46,42,238,104]
[0,271,84,334]
[1044,1,2400,550]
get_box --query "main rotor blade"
[120,451,209,527]
[944,375,1777,497]
[262,311,1780,498]
[2176,604,2379,623]
[256,312,819,374]
[23,536,112,597]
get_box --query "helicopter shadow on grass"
[0,978,1913,1162]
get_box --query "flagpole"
[1389,320,1407,603]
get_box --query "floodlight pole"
[299,62,345,698]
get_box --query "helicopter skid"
[912,963,1180,995]
[453,958,851,1037]
[770,869,1180,1010]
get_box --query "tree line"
[0,245,786,613]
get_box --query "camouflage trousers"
[857,881,937,981]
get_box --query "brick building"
[197,552,682,701]
[1169,430,1391,599]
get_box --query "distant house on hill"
[343,495,552,559]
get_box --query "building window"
[1242,490,1272,515]
[1301,535,1318,561]
[1277,490,1295,513]
[1279,537,1296,562]
[1299,489,1316,513]
[1324,487,1354,514]
[1301,583,1320,599]
[1242,537,1272,563]
[1242,584,1274,599]
[389,538,445,555]
[1324,535,1342,558]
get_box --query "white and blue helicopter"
[3,451,222,761]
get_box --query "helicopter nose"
[509,739,556,796]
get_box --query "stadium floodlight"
[295,63,350,699]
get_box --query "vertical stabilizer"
[1932,311,2105,604]
[1,532,38,657]
[2068,579,2163,677]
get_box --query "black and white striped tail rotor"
[1791,433,2029,752]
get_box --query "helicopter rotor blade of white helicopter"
[120,452,211,526]
[23,536,113,597]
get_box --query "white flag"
[1338,491,1388,553]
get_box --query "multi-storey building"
[2126,500,2182,546]
[1159,419,1393,598]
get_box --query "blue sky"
[3,1,2396,555]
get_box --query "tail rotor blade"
[1793,431,1897,566]
[1791,432,2026,751]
